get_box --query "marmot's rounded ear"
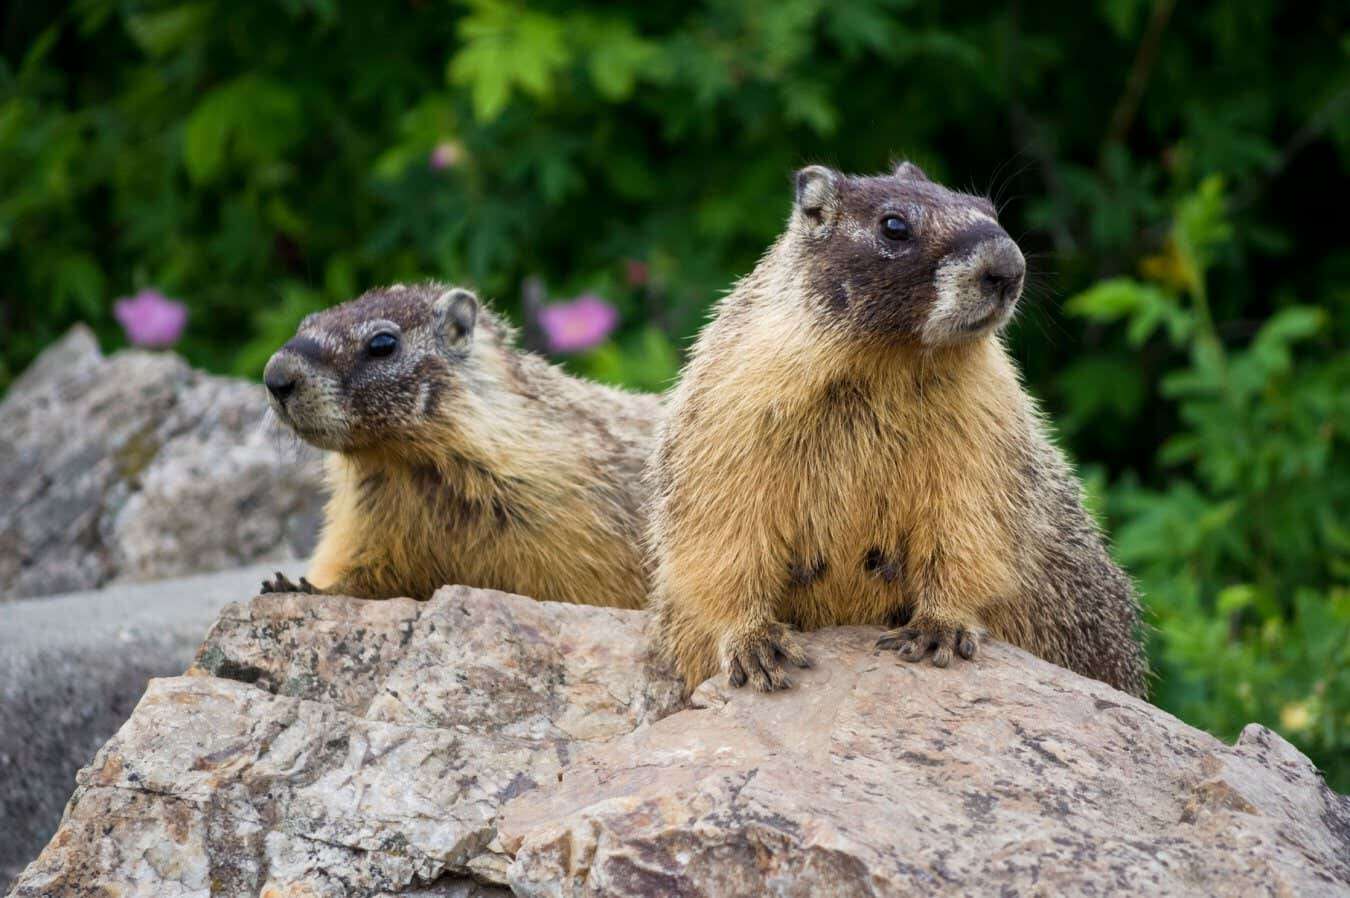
[794,165,840,224]
[893,160,929,182]
[433,287,478,351]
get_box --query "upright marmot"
[261,282,659,608]
[649,162,1147,696]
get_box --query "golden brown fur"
[264,283,660,608]
[649,164,1147,696]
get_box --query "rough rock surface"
[0,325,325,599]
[9,587,1348,898]
[0,563,285,885]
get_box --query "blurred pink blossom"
[114,288,188,349]
[624,259,650,287]
[429,141,464,170]
[538,294,618,353]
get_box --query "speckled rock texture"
[0,564,288,887]
[9,587,1348,898]
[0,325,325,599]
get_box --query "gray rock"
[8,588,1348,898]
[0,563,286,888]
[0,325,325,599]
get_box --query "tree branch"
[1100,0,1177,161]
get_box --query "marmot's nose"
[978,239,1026,304]
[263,354,298,402]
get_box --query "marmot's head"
[789,162,1025,346]
[263,283,482,452]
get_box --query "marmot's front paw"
[876,619,981,667]
[723,622,811,692]
[260,571,321,595]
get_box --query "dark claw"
[723,623,810,692]
[728,657,747,688]
[260,571,318,595]
[876,621,981,667]
[958,632,979,659]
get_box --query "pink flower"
[624,259,650,287]
[538,294,618,353]
[114,288,188,349]
[429,141,464,171]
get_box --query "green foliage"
[1065,179,1350,787]
[576,327,682,394]
[183,76,303,185]
[2,1,1349,785]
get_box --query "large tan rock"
[9,587,1347,897]
[0,326,325,598]
[502,627,1350,897]
[9,587,681,897]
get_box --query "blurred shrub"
[1068,177,1350,787]
[1,1,1348,784]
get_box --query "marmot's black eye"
[881,216,912,242]
[366,332,399,357]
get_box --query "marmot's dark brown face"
[792,162,1025,346]
[263,284,479,452]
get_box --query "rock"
[0,325,325,599]
[501,629,1350,897]
[8,588,1348,898]
[0,564,285,886]
[8,587,682,897]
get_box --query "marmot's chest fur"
[689,330,1025,630]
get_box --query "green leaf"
[182,76,302,184]
[782,80,838,135]
[49,253,105,317]
[372,96,459,180]
[823,0,911,60]
[19,25,62,80]
[183,97,230,184]
[1057,356,1147,430]
[1172,174,1232,293]
[449,1,571,121]
[1064,277,1193,346]
[1065,277,1166,320]
[126,3,212,57]
[585,20,660,101]
[1100,0,1148,37]
[1217,583,1257,614]
[1253,306,1325,353]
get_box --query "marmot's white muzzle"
[924,234,1026,345]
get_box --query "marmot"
[261,282,659,608]
[648,162,1148,697]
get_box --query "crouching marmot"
[648,162,1148,697]
[262,282,659,608]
